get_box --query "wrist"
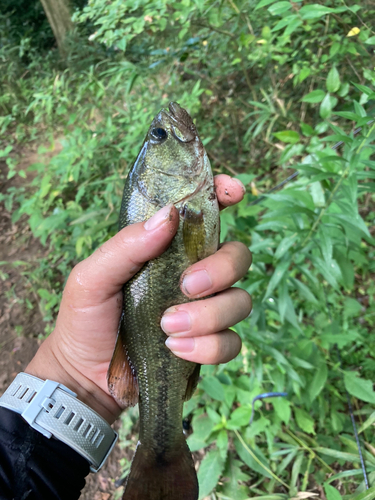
[25,337,121,424]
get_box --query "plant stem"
[285,428,333,473]
[234,429,290,489]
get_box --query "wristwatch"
[0,372,118,473]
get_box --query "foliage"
[1,0,375,497]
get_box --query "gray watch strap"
[0,372,118,473]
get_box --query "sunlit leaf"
[294,408,315,434]
[301,89,326,103]
[326,66,340,93]
[273,130,300,144]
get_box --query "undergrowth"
[1,0,375,498]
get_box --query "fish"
[107,102,220,500]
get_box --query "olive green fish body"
[108,103,220,500]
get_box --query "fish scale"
[107,102,220,500]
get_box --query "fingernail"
[182,270,212,297]
[165,337,195,353]
[233,178,246,193]
[161,310,191,335]
[144,204,173,231]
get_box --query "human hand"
[26,174,252,423]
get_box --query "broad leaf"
[198,449,225,499]
[201,376,225,401]
[326,66,340,93]
[301,89,326,103]
[344,372,375,404]
[300,5,334,19]
[324,484,343,500]
[273,130,300,144]
[294,407,315,434]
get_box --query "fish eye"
[150,127,168,142]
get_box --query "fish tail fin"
[122,440,198,500]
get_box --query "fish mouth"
[162,102,197,143]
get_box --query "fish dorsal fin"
[107,316,139,408]
[182,206,206,263]
[184,363,201,401]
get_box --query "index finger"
[214,174,246,209]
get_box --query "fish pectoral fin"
[184,363,201,401]
[107,318,139,409]
[182,205,206,263]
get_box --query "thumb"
[64,204,179,307]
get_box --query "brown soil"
[0,141,127,499]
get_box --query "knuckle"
[68,262,87,290]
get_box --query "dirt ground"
[0,142,128,500]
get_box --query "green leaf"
[255,0,278,9]
[187,434,208,452]
[352,83,373,96]
[343,298,362,318]
[299,4,334,19]
[227,406,252,428]
[309,363,328,401]
[290,278,319,304]
[358,411,375,434]
[365,36,375,44]
[216,430,229,460]
[272,397,291,424]
[234,436,272,478]
[294,407,315,434]
[274,234,297,260]
[344,372,375,404]
[334,111,361,121]
[284,17,302,35]
[324,484,343,500]
[301,89,326,103]
[319,228,333,263]
[326,66,341,93]
[326,469,368,484]
[278,278,288,323]
[267,1,292,16]
[235,173,255,185]
[264,260,290,299]
[271,14,297,32]
[352,484,375,500]
[300,122,315,136]
[192,413,215,441]
[198,449,225,499]
[320,93,332,119]
[317,447,366,464]
[221,456,250,500]
[310,181,325,207]
[201,376,225,401]
[273,130,300,144]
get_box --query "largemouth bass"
[107,102,220,500]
